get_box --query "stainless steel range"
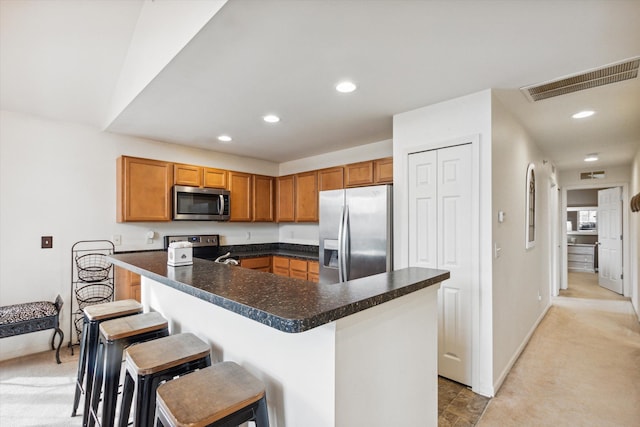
[164,234,220,260]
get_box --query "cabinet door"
[115,266,141,302]
[203,168,228,189]
[308,261,319,283]
[253,175,275,222]
[272,256,290,277]
[374,157,393,183]
[117,156,173,222]
[276,175,295,222]
[289,259,308,280]
[345,161,374,187]
[295,171,318,222]
[318,167,344,191]
[174,164,202,187]
[240,256,271,272]
[228,171,252,221]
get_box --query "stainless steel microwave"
[173,185,230,221]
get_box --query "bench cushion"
[0,301,57,325]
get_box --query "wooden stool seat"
[125,332,211,375]
[155,362,268,427]
[118,333,212,427]
[83,299,142,321]
[100,311,168,341]
[71,299,142,421]
[88,312,169,427]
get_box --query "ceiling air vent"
[521,57,639,102]
[580,171,605,180]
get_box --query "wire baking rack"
[69,240,115,351]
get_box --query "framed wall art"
[525,162,536,249]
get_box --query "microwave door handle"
[218,194,225,217]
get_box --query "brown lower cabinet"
[270,256,318,282]
[308,261,319,282]
[239,256,271,272]
[114,266,141,302]
[272,256,290,277]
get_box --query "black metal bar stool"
[118,333,212,427]
[154,362,269,427]
[71,299,142,423]
[88,312,170,427]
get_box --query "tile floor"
[438,376,490,426]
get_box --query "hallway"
[476,272,640,426]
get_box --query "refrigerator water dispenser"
[323,239,339,268]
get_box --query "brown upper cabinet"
[117,156,173,222]
[374,157,393,183]
[318,167,344,191]
[345,161,374,187]
[276,175,295,222]
[253,175,275,222]
[228,171,253,222]
[174,164,227,189]
[295,171,318,222]
[203,167,228,189]
[345,158,393,187]
[174,163,202,187]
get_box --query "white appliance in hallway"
[408,143,473,386]
[319,185,393,284]
[597,187,623,294]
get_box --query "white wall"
[490,94,553,391]
[0,110,279,360]
[106,0,227,127]
[392,90,494,396]
[278,139,392,175]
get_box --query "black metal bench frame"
[0,295,64,363]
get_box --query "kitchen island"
[109,251,449,427]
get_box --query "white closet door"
[408,144,472,386]
[408,150,437,269]
[598,187,623,294]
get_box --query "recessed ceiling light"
[263,114,280,123]
[336,81,357,93]
[217,135,232,143]
[572,110,595,119]
[584,153,599,162]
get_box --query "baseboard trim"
[492,301,551,394]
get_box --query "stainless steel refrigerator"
[319,184,393,284]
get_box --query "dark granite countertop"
[217,243,318,261]
[108,251,449,334]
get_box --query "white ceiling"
[2,0,639,170]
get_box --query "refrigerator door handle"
[338,205,350,282]
[343,205,350,281]
[337,206,346,282]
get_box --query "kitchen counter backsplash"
[218,242,319,261]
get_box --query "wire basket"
[73,311,85,344]
[75,283,113,309]
[75,253,112,283]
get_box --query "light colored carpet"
[0,345,82,426]
[560,271,629,301]
[478,276,640,426]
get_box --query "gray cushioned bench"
[0,295,64,363]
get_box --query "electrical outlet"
[112,235,122,246]
[41,236,53,249]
